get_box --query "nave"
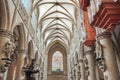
[0,0,120,80]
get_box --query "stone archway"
[9,24,26,80]
[47,42,67,80]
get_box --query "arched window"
[52,51,63,72]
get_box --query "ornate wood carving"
[83,11,96,47]
[91,2,120,30]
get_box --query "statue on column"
[96,41,106,72]
[23,59,40,80]
[0,40,15,73]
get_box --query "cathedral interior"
[0,0,120,80]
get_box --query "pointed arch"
[13,23,26,49]
[47,42,67,75]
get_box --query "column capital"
[0,29,15,42]
[97,31,111,41]
[0,29,13,38]
[18,48,26,54]
[15,47,26,54]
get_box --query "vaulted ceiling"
[33,0,79,50]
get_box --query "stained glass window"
[52,51,63,72]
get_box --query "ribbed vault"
[33,0,79,50]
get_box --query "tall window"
[52,51,63,72]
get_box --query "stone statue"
[0,41,15,73]
[96,41,106,72]
[23,59,39,80]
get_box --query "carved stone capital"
[18,48,26,54]
[97,31,111,41]
[15,47,26,54]
[0,29,14,39]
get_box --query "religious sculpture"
[23,59,40,80]
[0,41,15,73]
[96,41,106,72]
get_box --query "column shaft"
[7,61,16,80]
[84,47,96,80]
[15,49,25,80]
[79,43,86,80]
[97,32,120,80]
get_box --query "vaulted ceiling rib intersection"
[33,0,78,49]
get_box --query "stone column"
[7,60,16,80]
[15,48,26,80]
[84,46,96,80]
[79,43,85,80]
[97,31,120,80]
[0,29,15,74]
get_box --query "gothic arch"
[47,42,67,75]
[47,40,68,52]
[12,23,26,63]
[13,23,26,49]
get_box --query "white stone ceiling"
[33,0,79,49]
